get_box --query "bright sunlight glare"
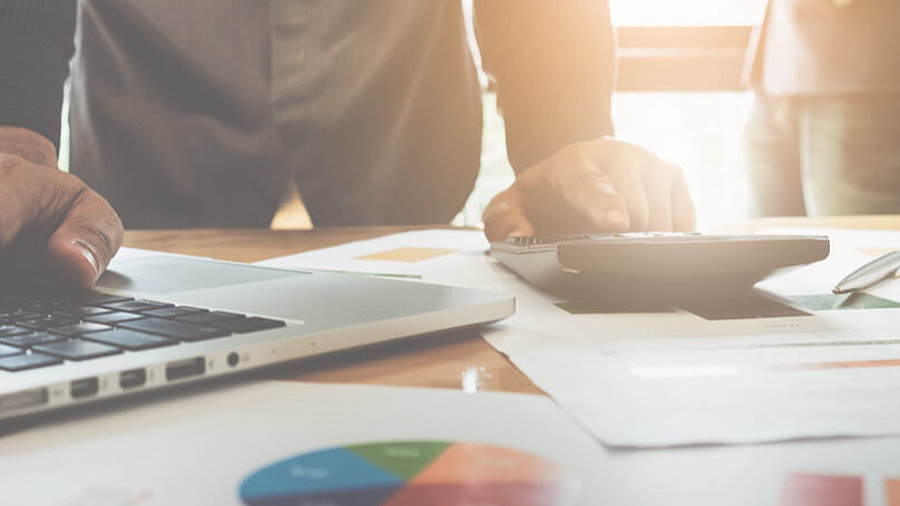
[609,0,767,26]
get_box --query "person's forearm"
[474,0,616,172]
[0,0,76,150]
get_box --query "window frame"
[616,26,754,92]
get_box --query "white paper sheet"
[758,227,900,301]
[255,229,900,448]
[108,246,167,264]
[4,380,900,506]
[476,229,900,447]
[600,435,900,506]
[257,229,489,277]
[566,342,900,446]
[0,381,608,505]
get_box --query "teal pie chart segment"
[240,447,404,506]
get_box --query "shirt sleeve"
[0,0,76,151]
[474,0,616,173]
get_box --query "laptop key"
[22,301,73,313]
[119,318,229,342]
[143,306,207,319]
[49,322,114,337]
[175,311,243,326]
[0,332,66,348]
[0,325,32,338]
[2,310,40,322]
[16,315,79,330]
[100,300,173,313]
[83,329,176,351]
[56,306,113,318]
[0,344,23,357]
[33,340,122,361]
[67,292,133,305]
[0,353,63,371]
[85,312,147,326]
[213,317,286,334]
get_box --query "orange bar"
[772,359,900,372]
[782,473,863,506]
[631,358,900,379]
[886,477,900,506]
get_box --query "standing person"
[744,0,900,216]
[0,0,695,288]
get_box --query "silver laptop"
[0,250,514,420]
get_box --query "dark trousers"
[744,92,900,216]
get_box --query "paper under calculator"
[490,233,830,300]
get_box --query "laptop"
[0,249,514,420]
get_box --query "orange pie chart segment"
[408,442,570,483]
[383,480,580,506]
[383,442,580,506]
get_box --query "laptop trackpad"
[98,257,304,296]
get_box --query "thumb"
[46,187,123,289]
[483,185,536,242]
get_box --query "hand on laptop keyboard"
[0,127,123,290]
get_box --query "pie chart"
[238,440,580,506]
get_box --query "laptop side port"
[119,368,147,389]
[165,357,206,382]
[0,388,48,413]
[70,377,99,399]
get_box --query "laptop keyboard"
[0,293,286,372]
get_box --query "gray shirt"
[66,0,615,228]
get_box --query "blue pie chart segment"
[240,447,404,506]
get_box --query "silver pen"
[833,251,900,294]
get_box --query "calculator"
[489,233,830,300]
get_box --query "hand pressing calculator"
[489,233,830,300]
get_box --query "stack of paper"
[261,229,900,449]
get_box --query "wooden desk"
[123,216,900,396]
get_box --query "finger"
[46,186,124,288]
[641,160,674,231]
[558,166,630,232]
[483,186,536,242]
[601,162,649,231]
[0,155,123,289]
[583,142,652,231]
[0,155,49,248]
[670,166,696,232]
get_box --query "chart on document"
[782,472,900,506]
[239,440,579,506]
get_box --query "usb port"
[70,377,99,399]
[165,357,206,382]
[119,368,147,389]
